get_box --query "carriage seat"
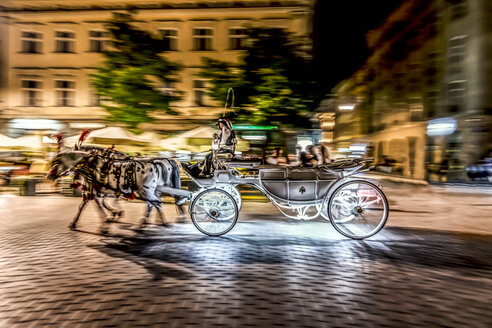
[260,167,341,180]
[260,167,317,180]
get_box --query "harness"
[73,153,99,195]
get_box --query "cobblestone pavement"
[0,196,491,327]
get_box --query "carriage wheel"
[189,188,238,236]
[214,184,242,211]
[194,185,242,210]
[326,180,388,239]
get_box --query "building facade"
[326,0,492,182]
[0,0,313,136]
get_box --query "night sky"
[312,0,404,93]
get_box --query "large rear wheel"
[326,180,388,239]
[189,188,238,236]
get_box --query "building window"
[193,80,207,106]
[448,36,467,64]
[89,90,101,106]
[229,28,247,50]
[55,80,75,106]
[409,97,423,121]
[425,91,438,118]
[159,29,178,51]
[89,30,109,52]
[21,31,42,53]
[21,80,42,106]
[447,80,466,112]
[450,0,467,20]
[193,28,213,51]
[158,81,176,96]
[55,31,75,53]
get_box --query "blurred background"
[0,0,491,195]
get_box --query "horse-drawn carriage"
[48,133,389,240]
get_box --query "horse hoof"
[68,224,77,230]
[161,222,171,228]
[100,226,109,234]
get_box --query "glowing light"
[338,104,355,110]
[242,135,267,141]
[349,144,366,152]
[233,125,278,130]
[69,123,106,129]
[10,119,64,130]
[42,136,57,144]
[427,118,457,136]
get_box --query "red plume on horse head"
[78,129,91,143]
[46,133,64,151]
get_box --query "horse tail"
[169,159,182,189]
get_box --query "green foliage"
[91,12,182,132]
[200,28,322,129]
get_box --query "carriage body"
[182,158,389,239]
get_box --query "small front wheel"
[326,180,388,239]
[189,188,238,236]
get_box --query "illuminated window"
[409,97,423,121]
[55,31,75,53]
[193,80,207,106]
[21,31,42,53]
[447,80,466,112]
[448,35,467,63]
[55,80,75,106]
[159,29,178,51]
[229,28,247,50]
[89,30,109,52]
[450,0,467,20]
[21,80,42,106]
[193,28,213,51]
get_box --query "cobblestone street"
[0,194,491,327]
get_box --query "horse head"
[47,150,86,180]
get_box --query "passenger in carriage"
[316,144,332,165]
[199,118,236,178]
[266,147,287,166]
[300,145,318,167]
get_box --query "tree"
[91,12,182,132]
[200,28,322,129]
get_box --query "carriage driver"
[199,118,236,177]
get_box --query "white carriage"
[178,157,389,240]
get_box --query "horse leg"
[175,197,186,223]
[112,197,124,220]
[94,196,110,234]
[69,195,89,230]
[94,196,111,221]
[101,196,122,222]
[139,202,153,226]
[152,200,170,227]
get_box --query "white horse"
[48,148,126,230]
[74,152,185,227]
